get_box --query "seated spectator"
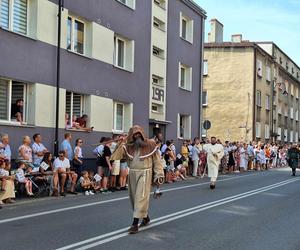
[15,162,34,196]
[0,134,12,169]
[65,113,72,129]
[32,133,48,167]
[164,148,177,183]
[11,99,24,124]
[0,164,15,204]
[53,151,77,196]
[77,171,95,195]
[17,136,35,170]
[175,154,187,180]
[0,162,9,191]
[39,152,54,187]
[89,171,101,192]
[75,114,94,132]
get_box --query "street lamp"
[54,0,64,156]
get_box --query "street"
[1,168,300,250]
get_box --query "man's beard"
[134,137,145,149]
[211,142,216,145]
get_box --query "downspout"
[253,47,257,141]
[199,17,205,138]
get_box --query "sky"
[195,0,300,66]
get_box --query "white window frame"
[0,0,28,35]
[66,91,85,122]
[290,131,294,143]
[257,60,262,77]
[295,110,299,121]
[203,60,208,76]
[0,78,29,124]
[255,122,261,138]
[265,94,270,110]
[178,62,192,91]
[290,107,294,119]
[153,46,165,59]
[266,66,271,82]
[151,103,163,114]
[116,0,136,10]
[202,90,208,106]
[113,102,125,133]
[265,124,270,139]
[177,114,191,139]
[153,17,165,31]
[179,12,193,44]
[114,36,126,69]
[284,129,288,142]
[67,16,85,55]
[153,0,166,9]
[256,90,262,107]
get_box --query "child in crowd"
[15,162,34,196]
[175,154,187,180]
[88,171,101,192]
[78,171,95,196]
[164,148,177,183]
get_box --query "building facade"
[203,19,300,143]
[0,0,206,158]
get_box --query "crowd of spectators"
[0,129,297,209]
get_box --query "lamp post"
[54,0,64,156]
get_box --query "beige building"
[202,19,300,143]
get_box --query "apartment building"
[203,19,300,143]
[0,0,206,158]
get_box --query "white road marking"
[56,178,299,250]
[0,173,255,224]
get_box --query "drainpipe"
[253,47,257,141]
[199,17,205,138]
[54,0,64,156]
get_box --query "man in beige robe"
[203,137,224,189]
[111,125,164,234]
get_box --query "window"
[277,127,282,139]
[152,75,164,86]
[256,90,261,107]
[180,12,193,43]
[114,35,134,72]
[296,132,299,142]
[113,103,124,132]
[284,105,288,117]
[0,0,27,35]
[290,107,294,119]
[203,60,208,76]
[153,17,165,31]
[265,124,270,139]
[116,0,135,9]
[153,46,165,59]
[67,16,85,54]
[265,94,270,110]
[0,78,30,124]
[257,60,262,77]
[151,103,163,113]
[178,114,191,139]
[179,63,192,91]
[266,66,271,82]
[255,122,261,138]
[66,91,85,121]
[290,131,294,143]
[295,110,299,121]
[286,62,289,71]
[153,0,166,9]
[202,90,208,106]
[284,129,288,142]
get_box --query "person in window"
[32,133,48,167]
[75,114,94,132]
[65,113,72,129]
[11,99,24,124]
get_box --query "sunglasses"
[59,155,64,157]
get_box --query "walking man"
[111,125,164,234]
[287,144,300,176]
[203,137,224,189]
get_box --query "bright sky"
[195,0,300,66]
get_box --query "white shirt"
[74,146,83,158]
[93,145,104,157]
[0,168,9,177]
[53,158,70,171]
[32,142,47,165]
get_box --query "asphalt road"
[1,168,300,250]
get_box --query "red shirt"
[76,118,86,128]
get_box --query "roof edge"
[181,0,207,18]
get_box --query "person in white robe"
[203,137,224,189]
[239,143,248,171]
